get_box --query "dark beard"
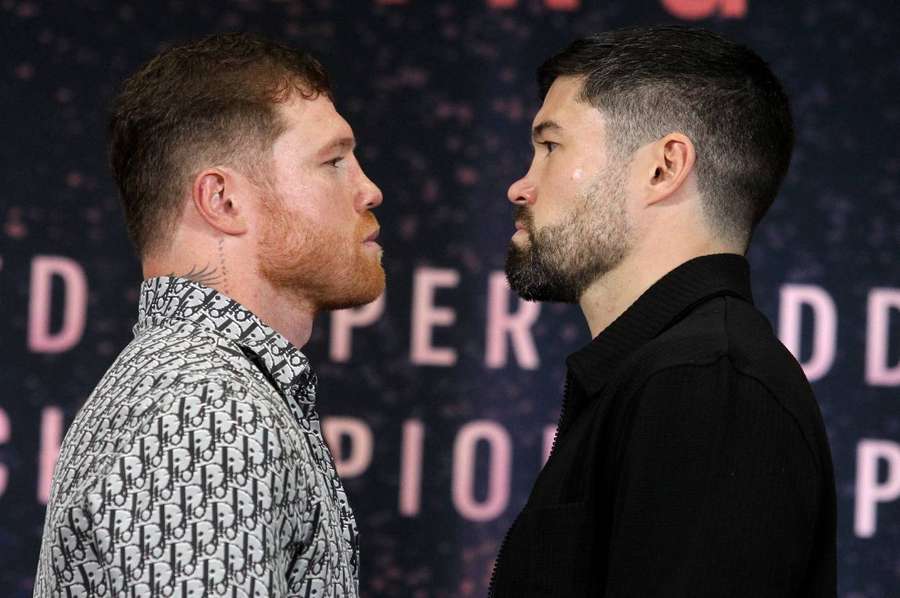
[504,190,628,303]
[505,204,584,303]
[505,236,581,303]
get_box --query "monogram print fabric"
[34,277,359,597]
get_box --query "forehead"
[533,76,605,138]
[276,94,353,144]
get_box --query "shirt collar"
[136,276,316,408]
[566,253,754,397]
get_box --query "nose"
[357,171,383,211]
[507,175,535,206]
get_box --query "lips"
[513,207,532,234]
[364,228,380,243]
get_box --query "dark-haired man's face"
[256,95,385,310]
[505,76,632,303]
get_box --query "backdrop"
[1,1,898,596]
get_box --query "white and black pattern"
[34,277,359,597]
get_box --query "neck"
[143,258,317,349]
[231,280,317,349]
[578,240,742,339]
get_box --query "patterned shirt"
[34,277,359,597]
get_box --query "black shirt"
[489,254,837,597]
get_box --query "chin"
[317,262,385,311]
[354,265,386,305]
[510,235,531,251]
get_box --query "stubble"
[505,166,630,303]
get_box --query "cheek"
[535,172,569,218]
[283,179,350,223]
[532,197,564,230]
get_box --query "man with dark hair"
[34,33,383,597]
[491,26,836,597]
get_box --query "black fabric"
[489,254,837,598]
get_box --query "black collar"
[566,253,754,397]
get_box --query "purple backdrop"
[1,1,898,596]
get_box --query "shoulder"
[632,295,811,401]
[58,325,300,491]
[624,298,830,471]
[126,318,259,381]
[95,318,284,416]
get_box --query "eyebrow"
[317,135,356,157]
[532,120,563,141]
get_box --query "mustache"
[359,211,379,235]
[514,206,533,231]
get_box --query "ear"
[191,169,248,236]
[642,133,696,206]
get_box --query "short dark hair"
[538,26,793,244]
[108,32,331,257]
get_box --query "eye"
[324,156,344,168]
[541,141,558,154]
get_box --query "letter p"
[855,439,900,538]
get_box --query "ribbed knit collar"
[566,253,753,397]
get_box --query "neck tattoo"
[173,264,222,287]
[218,237,230,295]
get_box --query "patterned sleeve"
[79,382,308,597]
